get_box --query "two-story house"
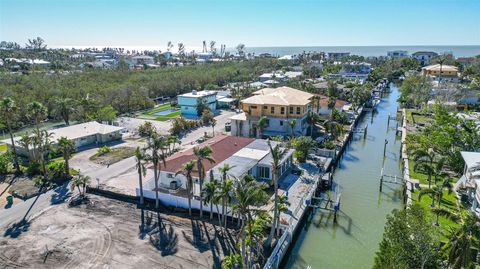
[421,64,459,83]
[412,51,438,66]
[230,86,313,138]
[177,90,217,116]
[455,151,480,215]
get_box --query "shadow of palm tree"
[3,218,30,238]
[182,220,210,252]
[139,209,156,240]
[150,223,178,256]
[50,183,71,205]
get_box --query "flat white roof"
[233,148,269,160]
[179,90,216,98]
[462,151,480,168]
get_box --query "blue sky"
[1,0,479,48]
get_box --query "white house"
[138,135,294,210]
[455,151,480,215]
[412,51,438,66]
[387,50,408,58]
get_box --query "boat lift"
[309,185,342,223]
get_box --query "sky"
[1,0,479,49]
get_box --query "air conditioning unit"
[170,181,179,189]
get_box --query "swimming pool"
[152,108,177,115]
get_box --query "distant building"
[230,86,313,138]
[421,64,459,82]
[327,52,350,60]
[258,72,286,82]
[315,96,348,115]
[1,121,124,157]
[387,50,408,58]
[457,57,479,67]
[196,52,214,63]
[127,55,155,67]
[177,90,217,116]
[412,51,438,66]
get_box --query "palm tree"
[175,160,196,217]
[219,178,234,228]
[442,214,480,269]
[218,163,235,227]
[203,177,219,221]
[412,149,435,188]
[288,119,297,137]
[34,129,52,177]
[27,101,47,132]
[70,175,91,198]
[211,118,217,137]
[257,116,268,138]
[135,147,147,205]
[193,146,216,218]
[265,141,287,248]
[275,195,290,235]
[57,136,75,178]
[54,97,76,126]
[146,133,166,209]
[231,175,269,267]
[306,111,320,136]
[0,97,20,171]
[19,133,32,161]
[419,177,455,226]
[323,120,343,140]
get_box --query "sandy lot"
[0,196,236,269]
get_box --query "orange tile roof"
[160,134,255,177]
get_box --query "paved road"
[0,183,70,231]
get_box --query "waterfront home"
[387,50,408,58]
[315,96,347,115]
[455,151,480,215]
[258,72,286,83]
[177,90,217,116]
[422,64,459,83]
[230,86,313,138]
[1,121,124,157]
[140,135,294,205]
[412,51,438,66]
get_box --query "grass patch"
[0,143,6,153]
[412,188,463,240]
[408,159,431,184]
[89,147,136,165]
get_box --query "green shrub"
[0,153,12,174]
[27,161,42,175]
[97,145,111,155]
[323,140,336,150]
[47,159,65,180]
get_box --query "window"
[271,106,275,114]
[280,120,283,126]
[263,106,268,109]
[167,173,174,178]
[251,106,257,109]
[258,166,270,179]
[296,107,301,114]
[281,107,285,114]
[289,107,293,114]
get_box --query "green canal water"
[285,84,403,269]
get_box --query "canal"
[285,84,404,269]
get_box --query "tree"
[257,116,268,138]
[0,97,20,171]
[145,133,166,209]
[306,111,320,136]
[57,136,75,178]
[231,175,269,267]
[138,121,155,138]
[25,37,47,51]
[203,176,219,221]
[236,44,246,58]
[221,253,243,269]
[33,129,53,177]
[95,105,117,123]
[291,136,313,163]
[398,74,431,108]
[412,149,435,188]
[70,175,91,198]
[373,204,440,269]
[135,147,147,205]
[442,213,480,269]
[323,119,343,140]
[265,141,287,248]
[175,160,196,217]
[288,119,297,136]
[54,97,76,126]
[218,163,235,227]
[211,118,217,136]
[197,98,210,117]
[27,101,47,132]
[193,146,216,218]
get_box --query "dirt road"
[0,196,235,269]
